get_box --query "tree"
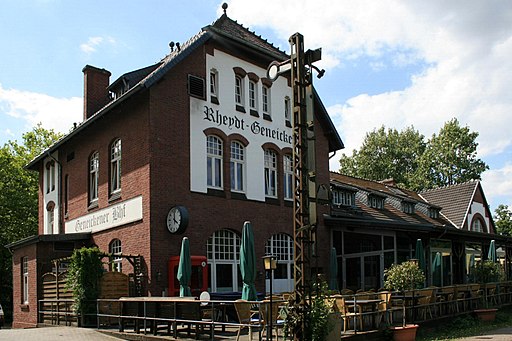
[338,118,488,191]
[0,124,62,322]
[494,204,512,236]
[339,126,426,189]
[417,118,489,189]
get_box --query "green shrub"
[383,260,425,292]
[471,260,505,283]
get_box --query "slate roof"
[26,11,342,169]
[419,181,479,229]
[328,172,452,229]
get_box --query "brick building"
[7,10,343,328]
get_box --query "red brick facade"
[8,15,342,328]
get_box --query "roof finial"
[222,2,228,15]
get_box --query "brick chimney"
[82,65,111,120]
[380,178,397,187]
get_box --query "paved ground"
[1,325,512,341]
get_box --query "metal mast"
[290,32,320,340]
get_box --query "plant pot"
[389,324,419,341]
[474,308,498,322]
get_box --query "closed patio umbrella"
[329,247,339,291]
[415,239,426,275]
[488,240,497,262]
[177,237,192,297]
[240,221,257,301]
[432,252,442,287]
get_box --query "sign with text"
[65,196,143,234]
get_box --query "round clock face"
[166,205,189,234]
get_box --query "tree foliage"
[339,118,488,191]
[0,124,62,321]
[494,204,512,236]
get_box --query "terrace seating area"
[61,282,512,340]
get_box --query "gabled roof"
[329,172,453,228]
[26,12,342,169]
[419,180,492,230]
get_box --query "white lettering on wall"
[65,196,142,234]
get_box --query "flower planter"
[389,324,419,341]
[474,308,498,322]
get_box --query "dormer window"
[368,194,385,209]
[429,207,440,219]
[332,188,355,207]
[402,201,415,214]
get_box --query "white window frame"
[283,155,293,200]
[207,229,241,292]
[207,136,223,189]
[109,239,122,272]
[265,234,294,293]
[235,76,244,107]
[47,209,54,234]
[89,152,99,203]
[333,190,355,206]
[210,69,218,99]
[262,85,270,114]
[110,139,122,194]
[22,256,29,304]
[284,96,291,126]
[249,80,257,110]
[230,141,245,192]
[264,149,277,198]
[471,219,483,232]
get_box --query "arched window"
[265,234,294,293]
[471,218,483,232]
[207,136,223,189]
[109,239,122,272]
[110,139,122,194]
[207,229,241,292]
[230,141,245,192]
[89,152,99,203]
[264,149,277,198]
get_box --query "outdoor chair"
[333,296,363,333]
[260,300,284,340]
[375,291,392,326]
[416,295,433,320]
[234,299,260,341]
[469,283,483,309]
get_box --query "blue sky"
[1,0,511,212]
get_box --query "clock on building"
[166,205,189,234]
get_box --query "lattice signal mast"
[267,32,324,340]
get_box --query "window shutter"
[188,74,205,99]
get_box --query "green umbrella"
[432,252,442,287]
[488,240,497,262]
[329,247,339,291]
[240,221,257,300]
[177,237,192,297]
[415,239,426,288]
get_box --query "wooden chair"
[260,300,283,340]
[234,299,260,341]
[333,296,363,333]
[469,283,483,309]
[375,291,392,326]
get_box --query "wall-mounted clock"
[166,205,189,234]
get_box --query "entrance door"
[207,229,241,292]
[265,234,294,293]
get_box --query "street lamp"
[262,255,277,340]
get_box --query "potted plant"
[471,260,505,321]
[384,260,425,341]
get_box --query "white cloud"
[482,164,512,208]
[227,0,512,209]
[0,84,82,135]
[80,36,117,55]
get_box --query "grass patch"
[416,305,512,340]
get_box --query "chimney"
[380,178,397,187]
[82,65,111,120]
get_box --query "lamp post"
[263,255,277,340]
